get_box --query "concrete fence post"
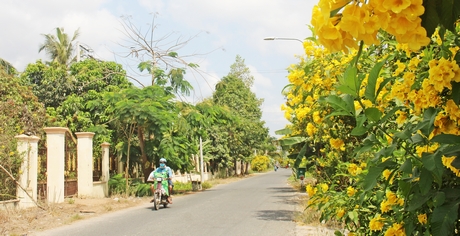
[44,127,68,203]
[75,132,95,198]
[15,134,40,208]
[101,142,110,197]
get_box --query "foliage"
[38,27,80,66]
[108,174,128,195]
[0,69,46,201]
[213,71,271,175]
[132,181,151,197]
[250,155,271,172]
[286,1,460,235]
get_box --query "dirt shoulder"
[1,196,148,236]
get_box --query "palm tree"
[38,27,80,66]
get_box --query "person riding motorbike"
[149,158,173,204]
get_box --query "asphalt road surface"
[35,168,299,236]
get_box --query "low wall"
[92,181,107,198]
[173,173,212,183]
[0,199,19,211]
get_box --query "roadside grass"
[287,173,343,230]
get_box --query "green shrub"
[108,174,126,195]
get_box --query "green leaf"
[407,191,433,211]
[294,144,308,168]
[351,126,368,136]
[451,82,460,105]
[431,202,459,236]
[430,134,460,144]
[364,58,387,103]
[324,95,355,116]
[279,137,306,147]
[433,191,446,207]
[363,166,383,191]
[400,159,413,174]
[337,62,359,97]
[275,128,292,135]
[410,133,425,144]
[419,107,437,137]
[421,0,440,37]
[168,52,178,57]
[419,168,433,195]
[365,107,382,122]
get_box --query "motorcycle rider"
[149,158,173,204]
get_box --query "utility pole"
[200,137,204,189]
[76,41,80,62]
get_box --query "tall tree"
[38,27,80,66]
[117,14,213,171]
[228,55,254,88]
[213,75,269,175]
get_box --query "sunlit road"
[34,168,299,236]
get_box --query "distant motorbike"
[150,172,170,210]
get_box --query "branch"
[0,163,46,210]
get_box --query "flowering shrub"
[250,155,271,172]
[283,1,460,235]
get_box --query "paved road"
[35,168,299,236]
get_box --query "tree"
[116,14,214,172]
[213,72,270,175]
[117,14,215,96]
[0,58,16,75]
[228,55,254,88]
[38,27,80,66]
[104,85,179,181]
[0,69,46,201]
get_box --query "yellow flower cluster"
[347,186,357,197]
[441,155,460,177]
[306,184,317,196]
[415,143,439,157]
[330,137,345,151]
[369,214,385,231]
[312,0,430,53]
[380,190,404,213]
[348,163,363,176]
[336,208,346,218]
[417,213,427,224]
[384,222,406,236]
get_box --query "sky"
[1,0,317,138]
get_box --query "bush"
[251,155,270,172]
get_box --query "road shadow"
[267,187,297,193]
[255,209,295,221]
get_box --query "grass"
[287,173,343,231]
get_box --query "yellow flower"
[348,163,363,176]
[347,186,357,197]
[417,213,427,224]
[330,138,345,151]
[336,208,345,218]
[306,184,317,196]
[320,183,329,192]
[370,214,385,231]
[382,169,395,184]
[384,222,406,236]
[441,155,460,177]
[386,191,398,205]
[380,200,391,213]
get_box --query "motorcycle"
[149,171,170,210]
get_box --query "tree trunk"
[137,127,152,182]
